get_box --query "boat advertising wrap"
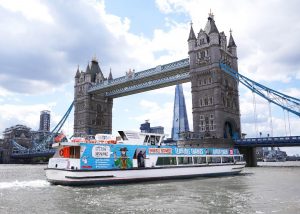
[79,143,240,170]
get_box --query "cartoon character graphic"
[114,147,133,169]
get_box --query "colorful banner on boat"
[79,143,240,170]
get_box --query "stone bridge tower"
[74,58,113,136]
[188,12,241,140]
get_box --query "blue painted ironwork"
[171,84,190,141]
[105,71,190,98]
[11,102,74,158]
[235,136,300,147]
[88,58,190,96]
[220,63,300,117]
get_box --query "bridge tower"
[74,58,113,136]
[188,12,241,140]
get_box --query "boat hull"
[45,164,245,186]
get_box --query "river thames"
[1,163,300,214]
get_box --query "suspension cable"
[287,111,292,136]
[268,100,273,137]
[283,109,288,136]
[252,91,258,137]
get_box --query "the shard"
[171,84,189,141]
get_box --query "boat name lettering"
[92,145,111,158]
[175,148,206,155]
[148,148,172,154]
[212,149,229,155]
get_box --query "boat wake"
[0,180,49,189]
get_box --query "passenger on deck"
[137,151,145,168]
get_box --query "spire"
[85,63,91,74]
[108,68,113,80]
[75,65,80,78]
[188,21,196,41]
[171,84,190,141]
[228,29,237,47]
[90,58,104,81]
[204,10,219,34]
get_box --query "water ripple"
[0,180,49,189]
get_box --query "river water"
[1,163,300,214]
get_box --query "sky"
[0,0,299,155]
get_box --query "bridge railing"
[235,136,300,146]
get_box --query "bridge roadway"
[88,58,190,98]
[235,136,300,147]
[11,149,55,159]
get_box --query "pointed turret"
[188,22,197,53]
[90,58,104,82]
[204,11,220,46]
[204,12,219,35]
[75,65,80,78]
[188,23,196,41]
[85,63,91,74]
[228,29,237,47]
[108,68,113,81]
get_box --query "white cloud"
[155,0,300,82]
[0,0,54,24]
[0,102,56,132]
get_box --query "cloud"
[0,102,56,133]
[0,0,154,94]
[155,0,300,83]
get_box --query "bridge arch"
[223,118,239,139]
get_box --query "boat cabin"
[118,131,165,146]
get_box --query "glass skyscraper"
[171,84,189,140]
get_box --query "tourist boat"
[45,131,245,186]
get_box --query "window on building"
[200,38,205,45]
[204,98,208,106]
[210,97,213,105]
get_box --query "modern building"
[140,120,164,134]
[39,110,51,132]
[171,84,190,141]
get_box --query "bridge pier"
[238,147,257,167]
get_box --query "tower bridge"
[72,12,299,166]
[8,13,300,166]
[74,12,241,140]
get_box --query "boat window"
[144,135,149,143]
[234,156,241,162]
[193,156,206,164]
[118,131,128,140]
[207,157,212,163]
[150,135,155,145]
[155,136,160,144]
[177,157,193,165]
[211,157,221,163]
[156,157,177,166]
[69,146,80,159]
[222,156,234,163]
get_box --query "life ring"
[59,149,64,157]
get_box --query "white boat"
[45,131,245,186]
